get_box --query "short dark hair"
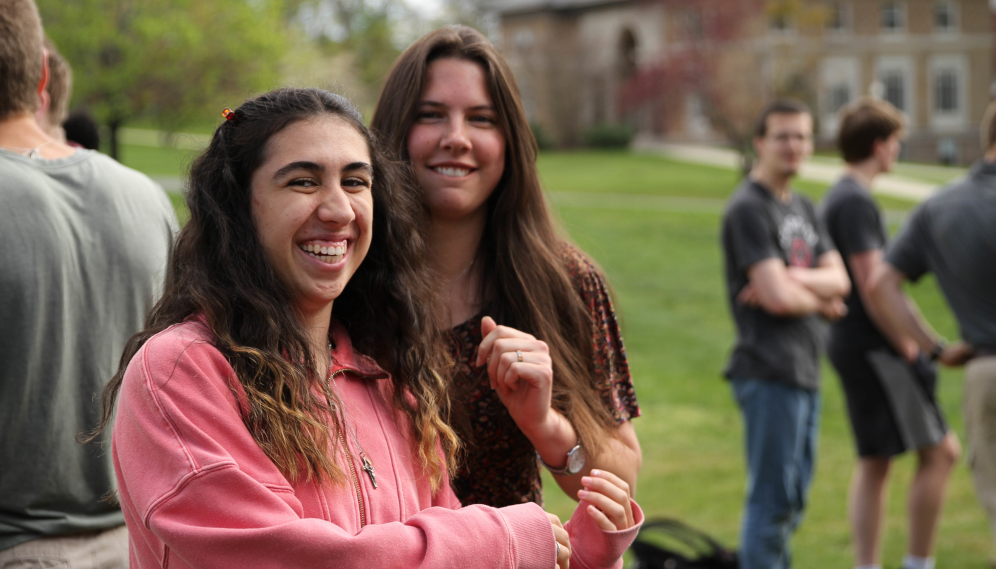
[981,100,996,151]
[63,109,100,150]
[754,99,811,138]
[0,0,44,119]
[44,36,71,127]
[837,98,904,163]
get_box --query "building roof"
[487,0,630,16]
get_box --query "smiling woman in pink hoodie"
[89,88,641,569]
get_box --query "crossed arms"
[738,251,851,320]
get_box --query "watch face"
[567,445,586,475]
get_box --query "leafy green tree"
[39,0,289,158]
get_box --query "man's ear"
[36,49,50,99]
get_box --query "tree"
[38,0,289,159]
[617,0,826,172]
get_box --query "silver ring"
[516,350,524,363]
[555,541,561,559]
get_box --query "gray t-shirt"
[721,178,833,390]
[0,149,177,550]
[886,161,996,351]
[820,176,890,350]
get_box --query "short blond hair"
[44,36,71,127]
[0,0,44,119]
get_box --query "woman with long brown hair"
[94,87,640,569]
[371,26,641,508]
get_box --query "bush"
[530,121,555,150]
[581,123,635,148]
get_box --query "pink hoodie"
[113,317,642,569]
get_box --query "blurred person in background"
[35,35,69,142]
[0,0,177,566]
[870,100,996,566]
[721,99,849,569]
[63,109,100,150]
[370,25,642,509]
[820,98,960,569]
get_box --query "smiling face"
[250,116,374,317]
[406,57,506,224]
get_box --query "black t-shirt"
[819,176,889,350]
[721,178,833,390]
[886,161,996,350]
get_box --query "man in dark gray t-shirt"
[870,103,996,556]
[0,2,177,566]
[821,98,959,569]
[720,100,849,569]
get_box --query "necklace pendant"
[361,456,377,489]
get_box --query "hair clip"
[222,107,237,122]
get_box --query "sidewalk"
[632,138,957,202]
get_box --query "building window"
[619,29,637,80]
[935,1,958,32]
[770,13,792,31]
[881,2,905,32]
[828,84,851,113]
[882,70,906,111]
[827,2,850,32]
[935,69,959,113]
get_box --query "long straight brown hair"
[90,88,458,489]
[371,26,618,458]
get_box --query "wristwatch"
[538,441,586,476]
[929,340,947,361]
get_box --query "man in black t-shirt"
[870,101,996,563]
[721,100,850,569]
[820,99,959,569]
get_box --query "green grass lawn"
[146,146,988,566]
[534,151,987,568]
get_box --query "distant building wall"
[495,0,994,164]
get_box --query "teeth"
[434,166,470,177]
[299,243,346,263]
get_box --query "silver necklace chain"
[1,139,56,159]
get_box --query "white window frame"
[876,56,916,127]
[929,54,968,131]
[819,57,859,138]
[880,1,907,35]
[826,1,852,35]
[933,1,960,34]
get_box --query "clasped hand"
[547,469,637,569]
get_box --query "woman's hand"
[548,512,571,569]
[476,316,555,436]
[577,470,635,531]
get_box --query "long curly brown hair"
[92,88,458,489]
[371,27,618,459]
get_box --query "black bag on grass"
[629,518,738,569]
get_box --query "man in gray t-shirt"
[0,2,177,565]
[870,101,996,559]
[720,100,849,569]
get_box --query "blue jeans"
[731,378,821,569]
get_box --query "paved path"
[633,138,946,202]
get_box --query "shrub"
[582,123,635,148]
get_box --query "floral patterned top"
[444,245,641,507]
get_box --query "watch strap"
[538,441,583,476]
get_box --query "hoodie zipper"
[336,420,367,528]
[329,367,376,529]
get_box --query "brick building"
[493,0,996,164]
